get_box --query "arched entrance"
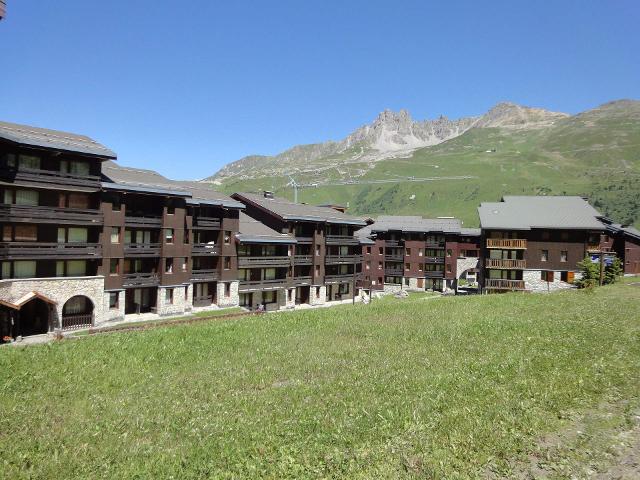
[62,296,94,331]
[20,297,51,336]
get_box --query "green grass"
[1,283,639,478]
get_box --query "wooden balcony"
[124,215,162,228]
[293,254,312,265]
[124,243,161,256]
[122,272,159,287]
[485,279,526,290]
[238,256,290,267]
[324,274,354,284]
[295,236,314,244]
[486,238,527,249]
[424,270,445,278]
[0,166,101,188]
[292,275,313,286]
[384,267,404,276]
[0,204,103,225]
[385,240,401,247]
[425,241,446,249]
[239,278,288,292]
[325,235,359,245]
[325,254,362,265]
[193,217,221,229]
[191,243,221,256]
[485,258,526,269]
[192,295,215,307]
[190,269,219,282]
[385,254,404,262]
[0,242,102,259]
[424,256,445,264]
[586,244,601,253]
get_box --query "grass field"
[1,283,639,478]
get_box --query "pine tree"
[604,257,623,285]
[575,256,599,289]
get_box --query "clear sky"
[1,1,639,179]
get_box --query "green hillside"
[216,100,640,227]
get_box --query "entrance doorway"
[20,297,51,336]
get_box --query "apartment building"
[356,216,481,293]
[0,121,243,339]
[231,192,366,305]
[604,222,640,274]
[478,196,610,293]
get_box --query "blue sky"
[1,1,639,179]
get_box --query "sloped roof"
[0,120,116,159]
[478,196,606,230]
[360,215,462,235]
[232,192,367,226]
[0,291,58,310]
[236,212,296,244]
[607,223,640,241]
[101,161,244,208]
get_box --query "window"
[165,258,173,273]
[315,245,321,256]
[560,250,568,262]
[378,277,383,285]
[164,288,173,304]
[541,250,548,262]
[67,260,86,276]
[109,292,119,309]
[167,206,175,215]
[18,154,40,170]
[182,258,188,272]
[378,261,383,270]
[60,160,89,176]
[404,278,410,286]
[111,227,120,244]
[288,289,293,302]
[366,246,371,254]
[225,283,231,297]
[365,261,371,270]
[418,263,423,272]
[541,271,554,282]
[2,225,11,241]
[224,231,231,244]
[446,249,452,257]
[378,247,383,255]
[14,225,37,242]
[418,249,423,257]
[264,268,276,280]
[110,259,119,275]
[67,193,90,209]
[56,261,65,277]
[315,264,320,274]
[14,261,36,278]
[14,189,39,206]
[315,286,320,298]
[62,227,88,243]
[405,248,411,256]
[405,263,410,270]
[164,228,174,244]
[446,264,452,273]
[224,257,231,270]
[1,262,11,279]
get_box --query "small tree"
[604,257,623,285]
[575,256,599,289]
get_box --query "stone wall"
[102,290,125,324]
[310,285,326,306]
[457,257,480,283]
[156,285,190,316]
[405,277,422,291]
[216,281,239,307]
[383,283,402,294]
[523,270,580,292]
[285,288,295,309]
[0,276,106,330]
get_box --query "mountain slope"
[204,100,640,227]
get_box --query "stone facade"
[216,281,239,307]
[457,257,480,284]
[102,290,125,324]
[523,270,581,292]
[285,288,295,309]
[404,277,422,291]
[383,282,402,294]
[0,276,106,330]
[310,285,326,306]
[156,285,190,316]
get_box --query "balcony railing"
[486,239,527,249]
[485,258,527,269]
[193,295,215,307]
[239,278,288,291]
[384,267,404,276]
[325,254,362,264]
[0,204,103,225]
[124,243,161,256]
[192,243,221,255]
[293,254,312,265]
[424,256,445,263]
[122,272,159,287]
[191,269,219,281]
[61,313,93,331]
[238,256,291,267]
[325,235,359,245]
[124,215,163,228]
[485,279,526,290]
[193,217,221,229]
[586,244,601,252]
[0,242,102,259]
[324,274,355,283]
[424,270,445,278]
[425,241,446,249]
[292,275,312,285]
[385,240,401,247]
[385,254,404,262]
[295,236,314,244]
[0,166,101,187]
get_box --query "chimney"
[263,191,274,199]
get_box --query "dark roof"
[478,196,605,230]
[607,223,640,241]
[236,212,296,244]
[101,161,244,208]
[358,215,462,236]
[460,228,481,236]
[232,192,367,226]
[0,120,116,159]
